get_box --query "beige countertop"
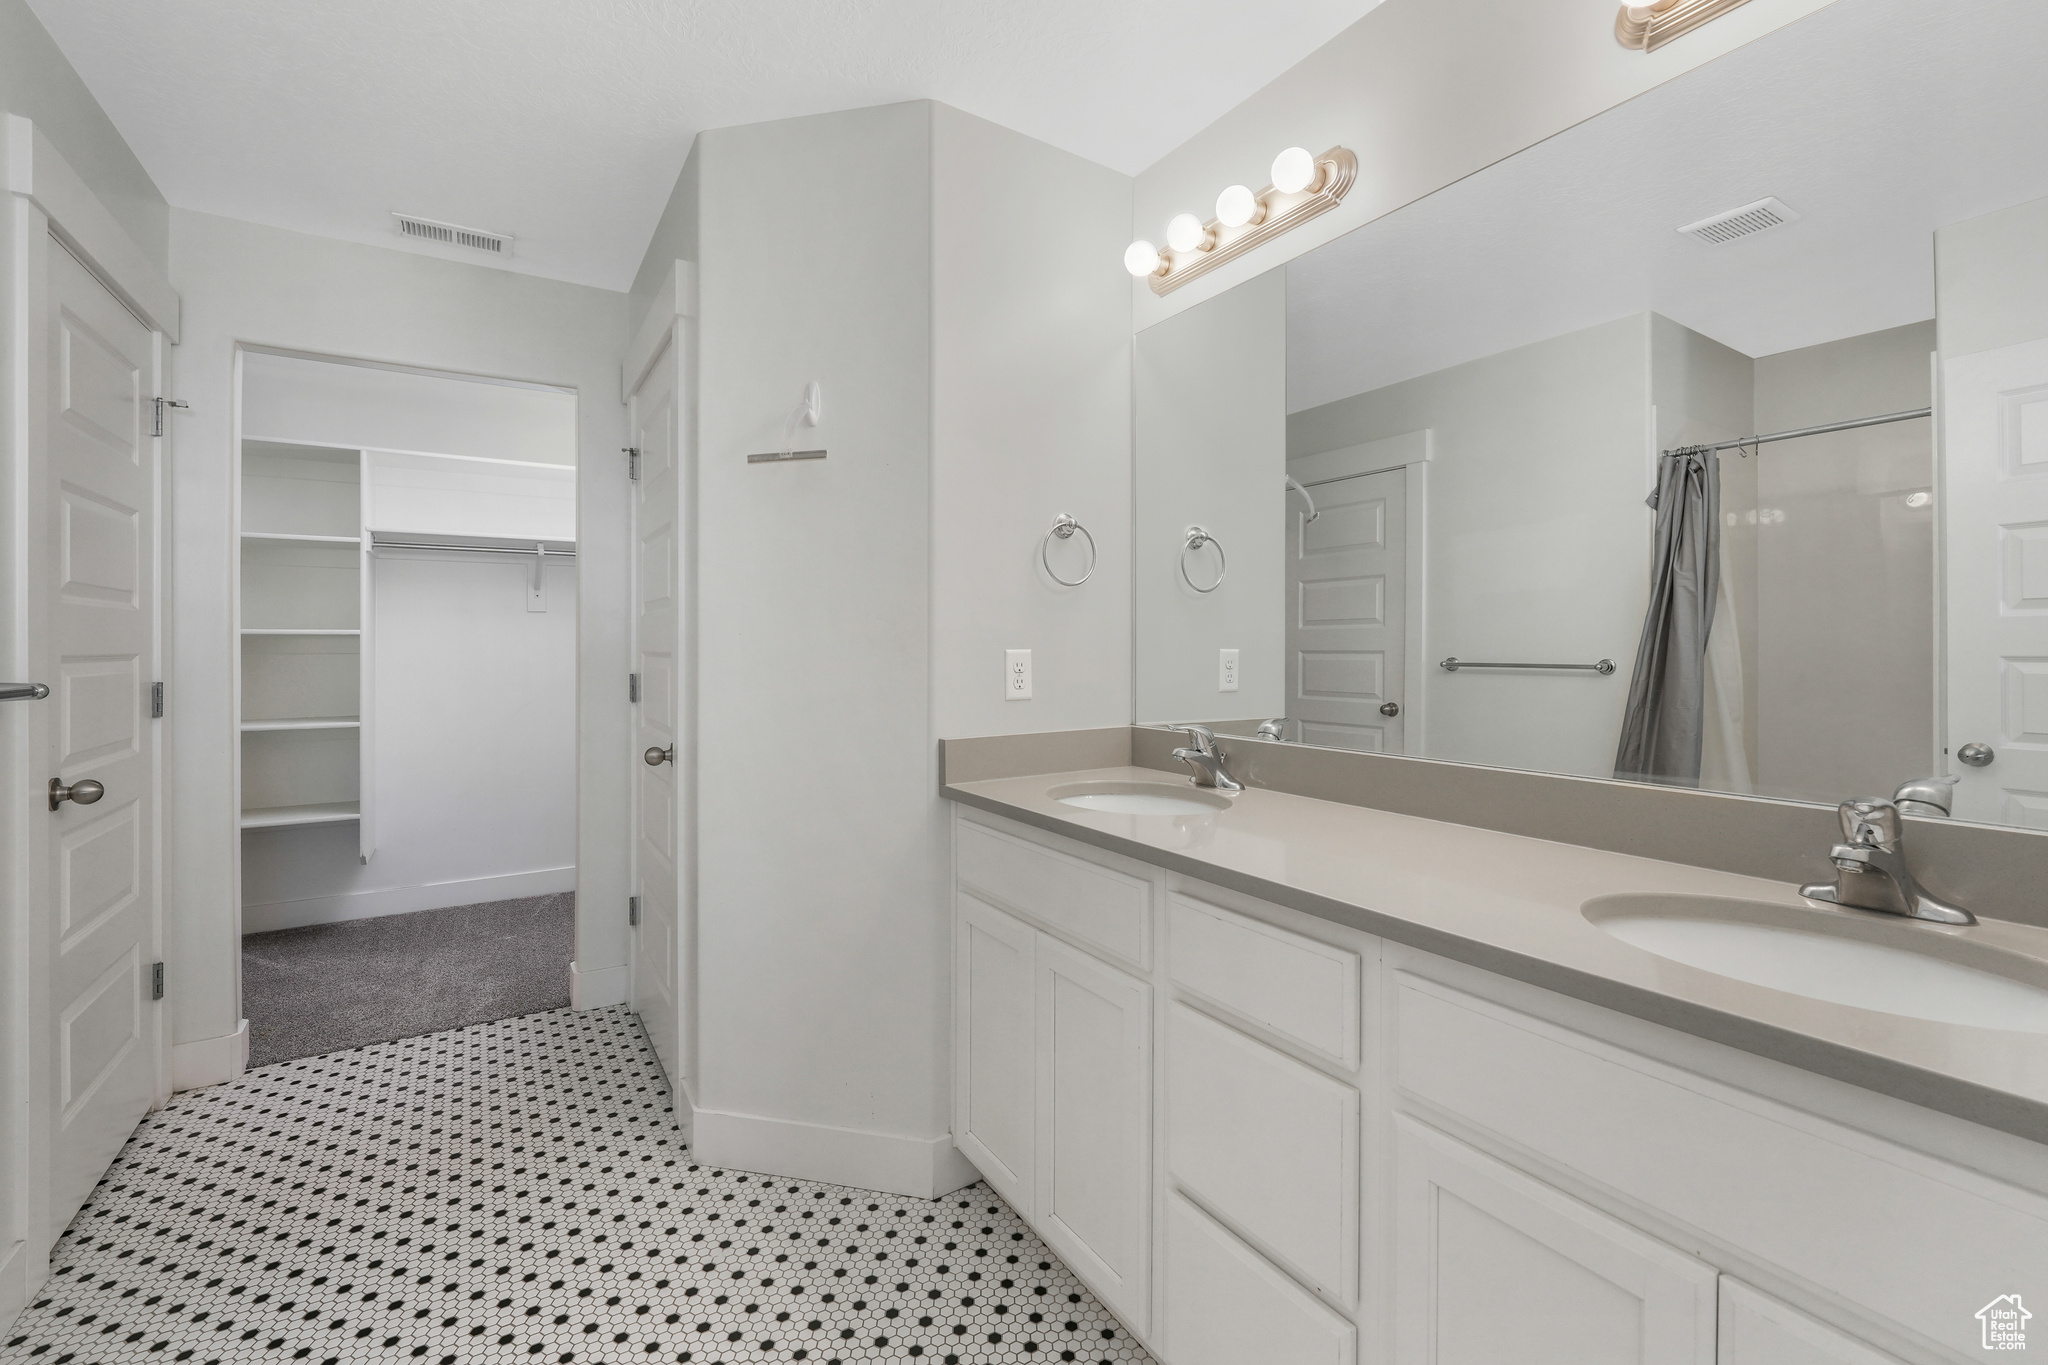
[945,765,2048,1147]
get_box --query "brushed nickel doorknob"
[49,777,104,811]
[1958,742,1995,768]
[644,746,673,766]
[1379,702,1401,717]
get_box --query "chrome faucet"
[1172,725,1243,791]
[1254,718,1286,741]
[1800,800,1974,926]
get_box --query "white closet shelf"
[241,716,361,732]
[240,801,360,830]
[240,628,362,636]
[241,531,362,545]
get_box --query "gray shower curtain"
[1614,448,1720,786]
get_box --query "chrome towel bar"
[1181,526,1227,594]
[1441,657,1617,674]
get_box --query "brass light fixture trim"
[1615,0,1756,51]
[1143,147,1358,296]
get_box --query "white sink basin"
[1049,780,1233,816]
[1584,895,2048,1033]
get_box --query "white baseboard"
[242,867,575,934]
[688,1102,982,1200]
[0,1237,32,1338]
[171,1018,249,1091]
[569,960,630,1009]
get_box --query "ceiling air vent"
[394,213,510,255]
[1677,197,1799,245]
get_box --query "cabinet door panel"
[1036,934,1151,1333]
[957,817,1151,968]
[954,894,1036,1209]
[1719,1279,1904,1365]
[1163,1192,1356,1365]
[1395,1117,1717,1365]
[1167,1002,1359,1301]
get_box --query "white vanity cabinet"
[949,808,2046,1365]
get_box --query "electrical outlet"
[1005,649,1033,701]
[1219,648,1240,692]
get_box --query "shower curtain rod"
[1663,406,1932,459]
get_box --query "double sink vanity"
[941,731,2048,1365]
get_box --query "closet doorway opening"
[233,348,580,1067]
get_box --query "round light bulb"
[1270,146,1319,195]
[1166,213,1209,253]
[1123,239,1162,277]
[1215,184,1260,228]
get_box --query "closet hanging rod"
[1662,406,1931,459]
[371,537,576,558]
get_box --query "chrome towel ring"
[1041,514,1097,587]
[1181,526,1227,593]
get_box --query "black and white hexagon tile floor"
[1,1006,1153,1365]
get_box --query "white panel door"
[952,893,1036,1209]
[1161,1191,1357,1365]
[1718,1279,1904,1365]
[630,337,683,1086]
[1287,468,1405,751]
[1035,934,1151,1334]
[43,240,163,1238]
[1943,338,2048,825]
[1393,1117,1717,1365]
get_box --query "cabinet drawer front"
[1169,891,1359,1066]
[1395,974,2048,1359]
[1167,1003,1360,1302]
[957,817,1151,969]
[1719,1279,1905,1365]
[1394,1117,1718,1365]
[953,895,1036,1209]
[1163,1192,1357,1365]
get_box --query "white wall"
[1936,196,2048,361]
[242,351,578,465]
[166,209,630,1067]
[1134,267,1287,724]
[690,102,948,1178]
[931,104,1133,738]
[1130,0,1844,330]
[666,99,1132,1196]
[1287,313,1652,778]
[241,553,578,931]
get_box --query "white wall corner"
[569,959,630,1010]
[621,260,698,399]
[2,114,180,340]
[691,1106,981,1201]
[171,1019,249,1092]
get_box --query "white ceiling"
[1286,0,2048,412]
[30,0,1381,291]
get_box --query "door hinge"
[629,672,640,703]
[623,446,640,481]
[150,397,188,438]
[151,681,164,718]
[151,961,164,1000]
[628,896,640,927]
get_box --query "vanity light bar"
[1126,145,1358,296]
[1614,0,1756,51]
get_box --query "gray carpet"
[242,892,575,1067]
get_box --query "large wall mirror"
[1134,0,2048,831]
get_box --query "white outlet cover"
[1005,649,1033,701]
[1219,648,1240,692]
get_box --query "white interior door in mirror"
[1287,467,1405,751]
[1393,1116,1717,1365]
[1943,337,2048,826]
